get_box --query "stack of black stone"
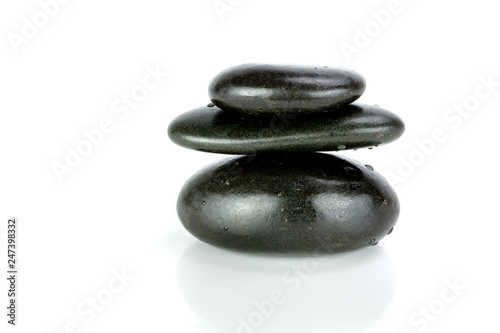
[169,64,405,254]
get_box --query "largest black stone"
[177,153,399,254]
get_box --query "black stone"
[168,103,405,154]
[209,64,366,114]
[177,153,399,254]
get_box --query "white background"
[1,0,499,332]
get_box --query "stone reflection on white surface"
[177,242,395,333]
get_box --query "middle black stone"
[168,103,404,154]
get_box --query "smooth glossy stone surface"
[177,153,399,254]
[209,64,366,114]
[168,103,404,154]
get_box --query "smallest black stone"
[209,63,366,114]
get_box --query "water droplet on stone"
[350,183,359,190]
[225,180,230,185]
[202,200,206,205]
[223,226,229,231]
[207,103,214,107]
[296,206,302,211]
[369,239,378,246]
[344,167,358,176]
[277,192,283,197]
[382,199,388,206]
[387,227,394,235]
[365,164,374,171]
[337,144,346,150]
